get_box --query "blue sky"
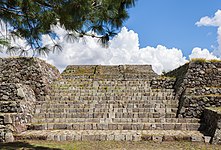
[124,0,221,57]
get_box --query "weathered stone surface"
[166,61,221,118]
[2,58,221,143]
[4,131,14,142]
[17,87,25,98]
[3,115,12,124]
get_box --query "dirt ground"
[0,140,221,150]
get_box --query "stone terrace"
[15,65,205,142]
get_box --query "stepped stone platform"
[14,64,205,142]
[3,58,221,143]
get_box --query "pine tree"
[0,0,136,56]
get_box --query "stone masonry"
[0,58,221,143]
[0,57,59,142]
[16,64,203,142]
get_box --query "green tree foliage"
[0,0,136,56]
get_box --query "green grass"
[158,76,176,79]
[190,58,221,63]
[0,140,221,150]
[206,107,221,112]
[190,58,207,63]
[210,59,221,63]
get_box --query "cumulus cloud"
[196,10,221,55]
[196,10,221,27]
[189,47,219,60]
[0,20,220,75]
[40,26,188,74]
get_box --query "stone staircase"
[15,65,205,142]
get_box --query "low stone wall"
[203,107,221,144]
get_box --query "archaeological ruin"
[0,57,221,144]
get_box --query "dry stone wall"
[0,57,60,101]
[0,83,36,142]
[0,57,60,142]
[150,77,176,89]
[1,57,221,143]
[166,61,221,118]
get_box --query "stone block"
[174,124,182,130]
[163,135,174,141]
[54,135,60,141]
[107,134,115,140]
[47,134,55,141]
[82,135,93,141]
[204,136,211,143]
[17,87,25,98]
[72,124,80,130]
[126,134,133,141]
[123,124,132,130]
[66,135,73,141]
[191,136,203,142]
[74,135,82,141]
[152,135,163,142]
[100,135,107,141]
[4,115,12,124]
[186,124,200,130]
[53,124,67,129]
[141,135,152,141]
[114,134,125,141]
[163,124,175,130]
[60,135,67,141]
[47,124,54,130]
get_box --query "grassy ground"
[0,141,221,150]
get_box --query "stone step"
[32,117,200,124]
[35,103,178,109]
[51,83,152,88]
[61,74,157,80]
[49,95,175,100]
[51,85,152,89]
[52,81,152,85]
[52,88,174,94]
[15,130,206,142]
[53,81,167,86]
[39,100,178,105]
[27,122,203,131]
[33,112,177,119]
[50,94,175,98]
[35,108,178,114]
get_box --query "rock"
[163,135,175,141]
[3,115,12,124]
[152,135,163,142]
[17,87,25,98]
[4,131,14,142]
[2,95,9,100]
[204,136,211,143]
[191,136,203,142]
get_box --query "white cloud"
[196,10,221,55]
[0,20,219,75]
[196,10,221,27]
[40,26,188,74]
[189,47,219,60]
